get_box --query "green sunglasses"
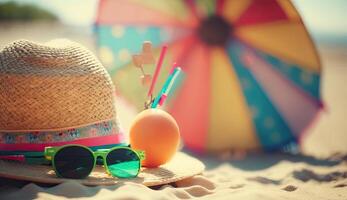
[44,145,145,179]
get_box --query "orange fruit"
[129,109,180,168]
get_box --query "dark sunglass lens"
[54,146,94,179]
[106,149,140,178]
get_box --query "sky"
[1,0,347,38]
[292,0,347,37]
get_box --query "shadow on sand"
[183,148,344,171]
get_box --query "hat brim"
[0,152,204,186]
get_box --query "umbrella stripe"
[234,0,289,27]
[235,41,321,137]
[184,0,201,23]
[277,0,301,21]
[195,0,216,16]
[227,40,296,150]
[235,21,321,72]
[250,46,321,101]
[96,0,194,28]
[164,35,198,108]
[125,0,195,23]
[185,0,216,19]
[97,25,192,74]
[208,48,259,151]
[216,0,226,15]
[169,35,198,71]
[222,0,253,23]
[169,42,211,153]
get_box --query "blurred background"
[0,0,346,157]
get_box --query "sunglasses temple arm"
[44,147,57,161]
[25,157,51,165]
[136,150,145,160]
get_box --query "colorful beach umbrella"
[95,0,323,152]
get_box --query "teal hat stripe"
[97,26,170,73]
[0,143,128,156]
[0,120,121,145]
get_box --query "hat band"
[0,120,125,151]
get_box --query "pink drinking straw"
[170,62,177,74]
[147,45,168,97]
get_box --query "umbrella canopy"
[95,0,323,152]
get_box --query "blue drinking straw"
[151,67,182,108]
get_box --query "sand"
[0,153,346,199]
[0,23,347,199]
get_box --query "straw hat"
[0,39,204,186]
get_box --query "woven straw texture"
[0,39,117,130]
[0,152,205,186]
